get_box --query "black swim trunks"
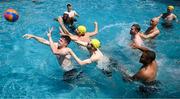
[139,80,161,94]
[102,69,112,77]
[161,22,173,28]
[63,69,83,82]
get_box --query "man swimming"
[64,3,79,26]
[160,5,178,27]
[130,24,144,46]
[54,3,78,27]
[23,28,81,81]
[123,43,157,84]
[139,17,161,39]
[58,17,98,43]
[70,39,112,77]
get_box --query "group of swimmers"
[125,5,177,92]
[23,3,178,91]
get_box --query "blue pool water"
[0,0,180,98]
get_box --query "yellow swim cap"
[90,39,101,49]
[168,5,174,11]
[77,25,86,35]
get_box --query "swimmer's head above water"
[58,35,71,47]
[76,25,87,36]
[87,39,101,51]
[140,50,156,65]
[150,17,159,27]
[130,24,141,35]
[167,5,174,13]
[67,3,72,12]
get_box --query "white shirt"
[64,10,77,18]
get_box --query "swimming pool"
[0,0,180,98]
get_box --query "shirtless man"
[139,17,160,39]
[160,5,178,27]
[123,43,157,84]
[130,24,144,46]
[58,17,98,43]
[23,28,81,81]
[70,39,112,77]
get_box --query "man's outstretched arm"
[58,17,78,41]
[23,34,49,45]
[139,30,159,39]
[58,17,73,36]
[118,65,142,82]
[68,48,92,66]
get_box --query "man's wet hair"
[61,35,71,44]
[132,24,141,32]
[67,3,72,7]
[144,50,156,64]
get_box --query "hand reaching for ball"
[23,34,34,39]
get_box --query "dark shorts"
[161,22,173,28]
[101,69,112,77]
[139,80,161,94]
[63,69,83,82]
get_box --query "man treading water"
[120,43,160,94]
[139,17,161,40]
[71,39,113,77]
[64,3,79,27]
[159,5,178,28]
[130,24,144,46]
[54,3,79,29]
[23,28,82,82]
[58,17,98,44]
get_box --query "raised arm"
[47,27,60,55]
[68,48,92,66]
[59,26,67,36]
[118,64,143,82]
[157,14,162,19]
[58,17,78,40]
[58,17,73,36]
[23,34,49,45]
[86,21,98,37]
